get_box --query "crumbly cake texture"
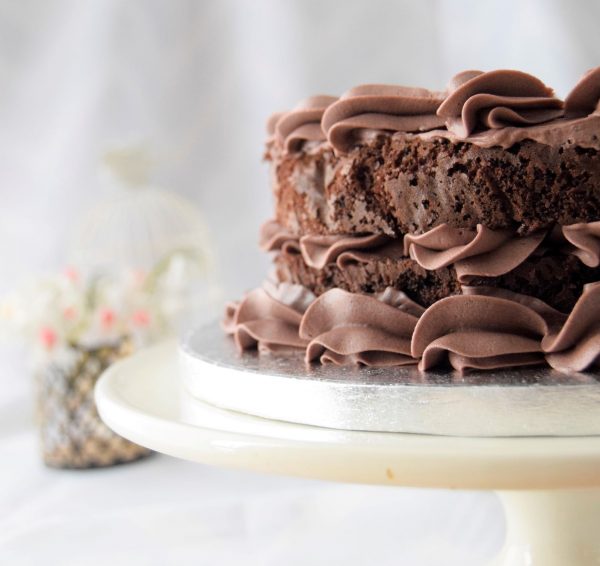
[269,135,600,237]
[224,67,600,373]
[273,250,600,313]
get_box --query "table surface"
[0,346,504,566]
[96,341,600,491]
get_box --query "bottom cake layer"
[223,280,600,374]
[274,251,600,313]
[259,218,600,314]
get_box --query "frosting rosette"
[403,223,546,282]
[543,282,600,372]
[411,294,549,372]
[260,219,405,268]
[299,233,404,269]
[461,286,567,327]
[436,70,564,138]
[224,280,600,372]
[266,111,285,140]
[299,288,422,366]
[272,95,337,153]
[564,67,600,119]
[222,282,315,354]
[259,219,302,256]
[321,84,446,153]
[560,221,600,268]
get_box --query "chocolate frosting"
[321,84,446,153]
[543,282,600,371]
[404,224,546,282]
[461,285,567,327]
[259,219,302,256]
[420,111,600,149]
[437,70,563,138]
[262,279,316,312]
[560,221,600,268]
[266,112,285,137]
[261,219,600,279]
[268,67,600,152]
[273,95,337,153]
[260,220,405,268]
[427,285,600,372]
[564,67,600,118]
[411,294,548,371]
[375,287,425,317]
[222,283,314,354]
[299,234,403,269]
[299,288,419,366]
[225,280,600,372]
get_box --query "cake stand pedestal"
[96,340,600,566]
[494,490,600,566]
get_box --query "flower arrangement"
[0,143,222,467]
[1,249,208,362]
[0,250,211,468]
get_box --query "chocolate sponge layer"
[269,135,600,237]
[274,251,600,313]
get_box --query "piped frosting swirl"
[436,70,564,139]
[560,221,600,268]
[411,293,549,371]
[222,282,315,354]
[321,84,446,153]
[543,282,600,371]
[269,67,600,153]
[404,224,547,282]
[260,219,404,269]
[259,219,302,257]
[225,280,600,373]
[299,287,422,366]
[564,67,600,119]
[271,95,337,153]
[261,219,600,281]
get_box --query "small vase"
[35,340,151,469]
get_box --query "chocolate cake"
[224,68,600,373]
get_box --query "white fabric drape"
[1,0,597,296]
[0,2,597,564]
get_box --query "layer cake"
[224,68,600,373]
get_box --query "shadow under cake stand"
[96,323,600,566]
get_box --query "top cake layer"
[266,68,600,236]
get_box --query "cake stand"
[95,329,600,566]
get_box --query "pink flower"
[39,327,57,350]
[132,270,146,286]
[63,306,77,320]
[64,267,79,283]
[132,309,150,327]
[99,308,116,329]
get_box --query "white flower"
[1,250,218,360]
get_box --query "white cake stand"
[96,339,600,566]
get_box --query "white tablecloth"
[1,348,504,566]
[0,435,505,566]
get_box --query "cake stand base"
[95,341,600,566]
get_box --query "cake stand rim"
[95,340,600,490]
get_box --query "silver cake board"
[179,322,600,437]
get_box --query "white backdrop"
[0,1,598,564]
[1,0,599,297]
